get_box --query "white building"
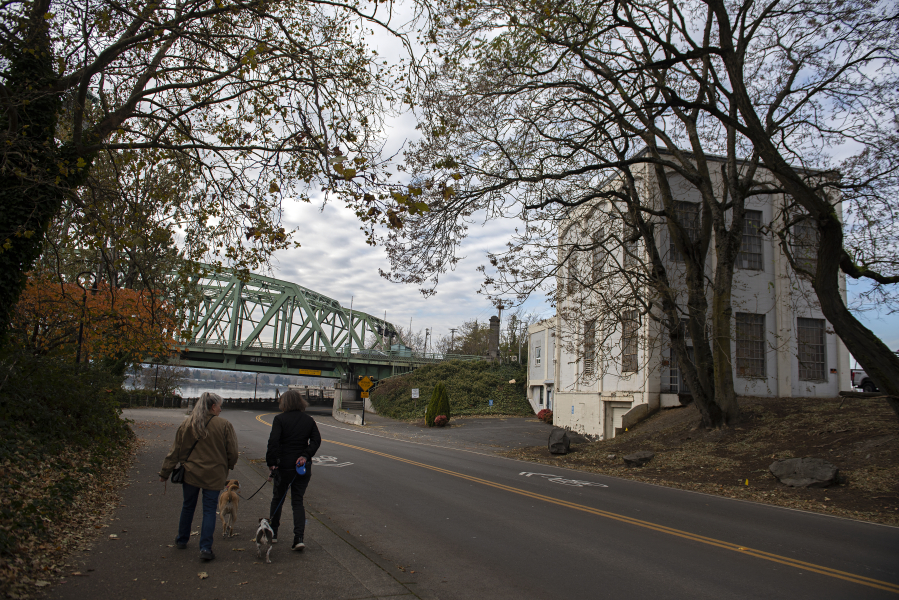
[532,157,851,439]
[527,319,556,413]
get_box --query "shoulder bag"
[170,416,214,484]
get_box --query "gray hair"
[278,389,308,412]
[188,392,223,439]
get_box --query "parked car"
[851,368,879,393]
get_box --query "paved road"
[51,407,899,599]
[260,408,899,599]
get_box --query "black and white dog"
[255,518,275,563]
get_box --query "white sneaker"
[292,541,305,551]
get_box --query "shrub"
[537,409,553,424]
[426,382,451,427]
[434,415,448,427]
[371,360,531,421]
[0,348,134,560]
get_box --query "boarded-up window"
[735,313,766,378]
[584,319,596,375]
[567,253,580,296]
[623,235,638,269]
[592,229,605,283]
[798,318,826,381]
[792,217,819,275]
[738,210,764,270]
[669,201,700,262]
[622,310,639,372]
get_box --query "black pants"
[270,469,311,541]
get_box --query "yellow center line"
[253,412,898,593]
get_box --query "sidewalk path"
[48,411,422,600]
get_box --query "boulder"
[548,428,570,455]
[769,457,839,488]
[623,450,655,467]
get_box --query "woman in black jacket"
[266,389,322,550]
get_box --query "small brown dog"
[218,479,240,538]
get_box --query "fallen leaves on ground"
[198,572,208,579]
[0,439,135,599]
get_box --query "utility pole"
[253,372,259,400]
[424,328,430,355]
[497,302,504,361]
[518,325,527,364]
[449,328,457,355]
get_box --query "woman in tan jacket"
[159,392,238,561]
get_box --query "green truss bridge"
[176,266,481,380]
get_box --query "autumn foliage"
[11,274,176,366]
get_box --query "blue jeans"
[176,483,220,552]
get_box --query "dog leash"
[238,478,270,502]
[268,472,298,521]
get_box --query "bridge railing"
[178,338,483,364]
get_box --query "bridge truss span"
[175,266,482,380]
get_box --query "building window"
[592,229,605,283]
[623,238,638,269]
[798,318,826,381]
[584,319,596,376]
[735,313,766,378]
[534,346,542,366]
[792,217,819,275]
[622,310,639,373]
[669,201,700,262]
[738,210,764,270]
[666,319,693,393]
[567,253,580,296]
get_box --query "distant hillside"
[370,360,531,421]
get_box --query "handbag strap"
[179,416,214,464]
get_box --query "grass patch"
[371,360,531,421]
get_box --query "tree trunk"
[813,217,899,419]
[718,28,899,421]
[710,269,740,425]
[0,6,63,341]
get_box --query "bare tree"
[140,362,188,404]
[363,0,899,423]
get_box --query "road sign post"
[358,376,373,425]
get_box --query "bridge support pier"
[333,382,359,411]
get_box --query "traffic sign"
[411,388,419,399]
[361,391,369,398]
[358,376,373,391]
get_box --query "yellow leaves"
[76,157,87,168]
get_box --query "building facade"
[527,319,556,414]
[535,160,851,439]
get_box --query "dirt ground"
[503,395,899,526]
